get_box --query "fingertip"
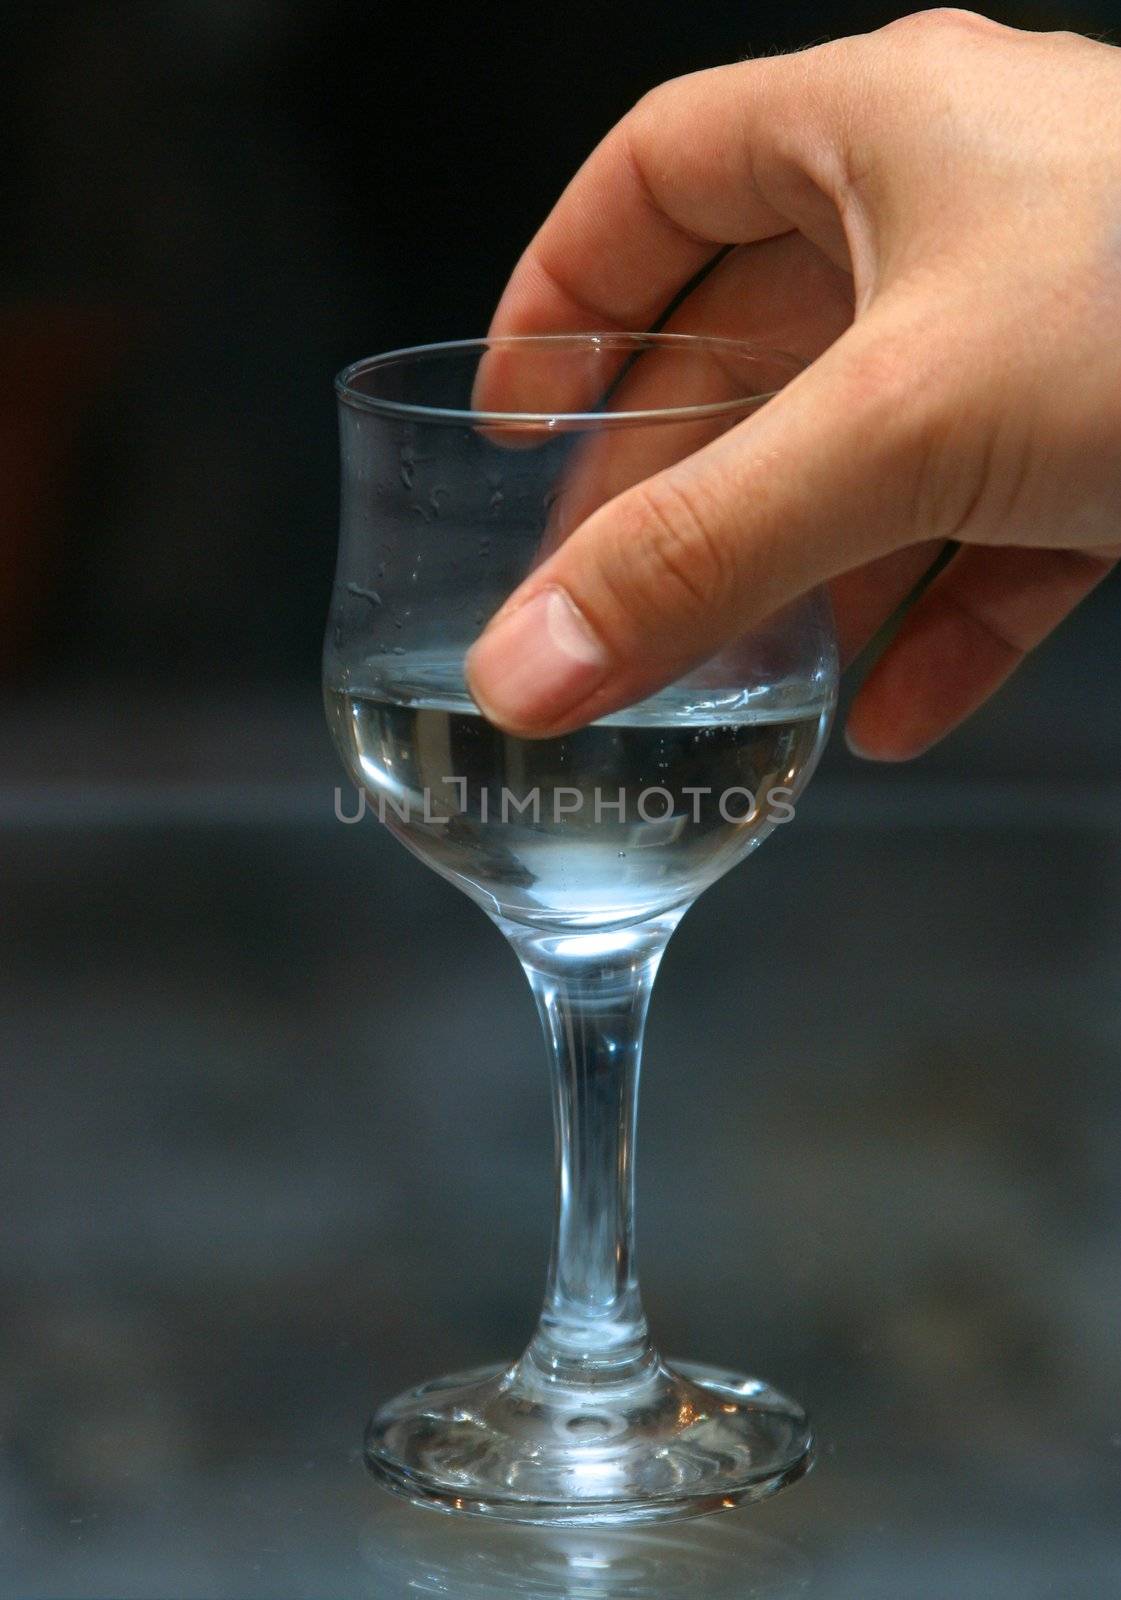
[843,717,928,763]
[843,723,877,760]
[465,585,612,738]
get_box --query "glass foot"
[364,1358,813,1525]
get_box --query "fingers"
[531,234,855,557]
[662,231,854,366]
[829,542,946,666]
[486,50,853,355]
[463,16,1121,745]
[845,542,1120,760]
[474,229,852,463]
[470,335,636,448]
[465,302,950,736]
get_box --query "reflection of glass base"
[365,1358,813,1525]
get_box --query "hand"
[465,10,1121,756]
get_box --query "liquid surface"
[327,664,830,930]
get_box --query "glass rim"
[335,333,807,428]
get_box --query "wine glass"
[324,333,837,1525]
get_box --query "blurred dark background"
[4,4,1121,1597]
[2,0,1118,702]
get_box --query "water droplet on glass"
[399,461,415,489]
[429,485,447,516]
[346,582,382,608]
[391,645,405,656]
[376,562,386,579]
[393,617,403,629]
[489,489,504,511]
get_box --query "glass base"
[364,1357,813,1525]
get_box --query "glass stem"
[501,911,684,1387]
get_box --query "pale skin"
[464,9,1121,757]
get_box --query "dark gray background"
[3,3,1121,1595]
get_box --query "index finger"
[485,49,853,360]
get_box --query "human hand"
[465,10,1121,756]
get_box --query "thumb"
[466,305,961,736]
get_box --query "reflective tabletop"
[2,683,1121,1598]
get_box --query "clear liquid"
[327,661,830,930]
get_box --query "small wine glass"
[324,333,837,1524]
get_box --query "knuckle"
[881,8,1002,42]
[629,77,680,130]
[622,474,735,622]
[632,81,664,114]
